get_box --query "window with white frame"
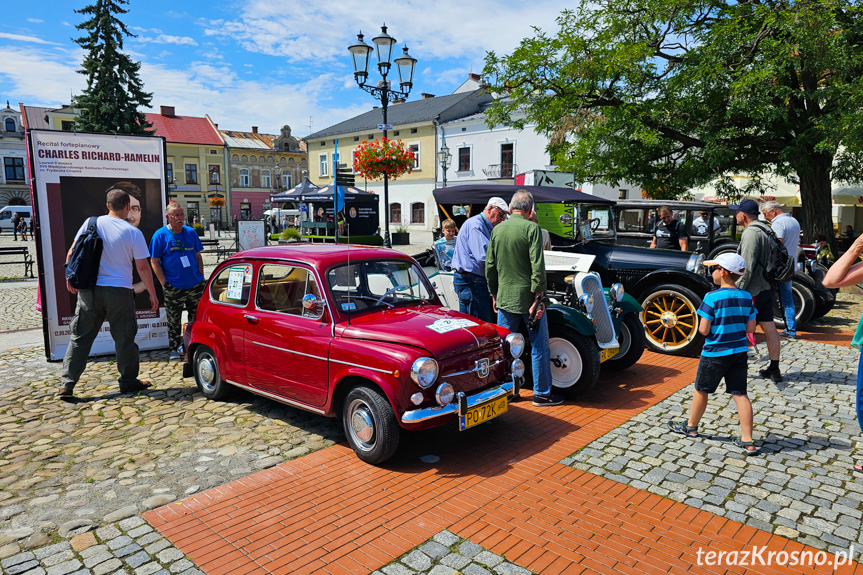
[319,153,329,177]
[284,172,293,189]
[410,202,424,225]
[239,168,250,187]
[457,147,471,172]
[408,143,420,169]
[390,203,402,226]
[262,170,271,189]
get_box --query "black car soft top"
[433,184,615,205]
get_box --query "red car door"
[243,263,330,407]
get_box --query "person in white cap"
[667,252,759,455]
[450,197,509,322]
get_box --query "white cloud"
[135,34,198,46]
[0,32,60,46]
[26,18,44,24]
[202,0,566,65]
[0,46,83,105]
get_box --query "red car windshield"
[326,259,435,313]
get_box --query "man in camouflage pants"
[150,202,206,361]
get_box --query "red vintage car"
[182,244,523,464]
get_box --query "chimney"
[469,73,481,82]
[160,105,175,117]
[421,93,435,99]
[252,126,258,133]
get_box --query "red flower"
[353,138,415,181]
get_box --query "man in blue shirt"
[150,202,205,360]
[449,197,509,322]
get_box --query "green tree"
[73,0,152,134]
[484,0,863,241]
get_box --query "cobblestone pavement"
[1,516,202,575]
[373,530,533,575]
[566,338,863,557]
[811,292,863,331]
[0,348,340,571]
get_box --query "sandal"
[119,380,152,393]
[667,420,698,437]
[733,437,759,456]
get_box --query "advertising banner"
[29,130,168,360]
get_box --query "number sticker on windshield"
[427,318,478,333]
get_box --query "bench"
[0,246,34,278]
[199,239,232,262]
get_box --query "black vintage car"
[612,199,836,326]
[433,185,714,356]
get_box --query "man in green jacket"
[731,198,782,383]
[486,190,562,406]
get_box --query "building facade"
[145,106,226,228]
[0,102,28,206]
[221,125,306,220]
[306,76,492,232]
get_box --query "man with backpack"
[730,198,783,383]
[58,187,158,399]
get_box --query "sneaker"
[779,330,797,340]
[168,350,183,361]
[759,367,783,383]
[532,393,564,407]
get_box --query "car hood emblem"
[476,358,489,378]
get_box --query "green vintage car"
[418,185,646,398]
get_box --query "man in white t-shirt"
[58,187,158,399]
[761,200,800,340]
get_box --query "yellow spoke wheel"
[639,284,704,356]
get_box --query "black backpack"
[64,217,103,290]
[751,221,795,284]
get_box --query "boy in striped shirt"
[667,253,759,455]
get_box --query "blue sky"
[0,0,569,138]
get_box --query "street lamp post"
[437,142,452,188]
[349,24,417,248]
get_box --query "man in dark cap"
[730,198,782,382]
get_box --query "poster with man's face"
[29,130,168,360]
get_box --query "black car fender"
[793,270,833,303]
[629,269,714,301]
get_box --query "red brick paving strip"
[144,345,859,574]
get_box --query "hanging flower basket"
[353,138,415,181]
[208,196,225,207]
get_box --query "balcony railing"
[482,163,517,179]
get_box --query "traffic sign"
[377,124,393,130]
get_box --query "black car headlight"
[410,357,438,389]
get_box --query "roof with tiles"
[307,89,492,140]
[144,106,223,146]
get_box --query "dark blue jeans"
[453,273,493,323]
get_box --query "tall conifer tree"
[73,0,152,134]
